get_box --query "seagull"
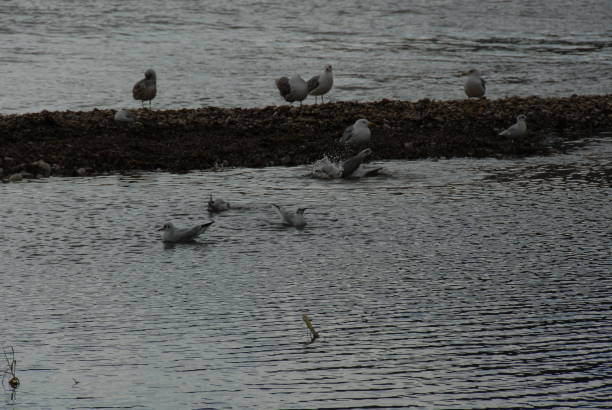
[275,74,308,106]
[339,119,373,149]
[499,114,527,138]
[113,109,137,127]
[133,69,157,109]
[158,221,214,243]
[207,194,230,213]
[463,69,486,98]
[341,148,374,178]
[307,64,334,104]
[272,204,307,228]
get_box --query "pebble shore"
[1,95,611,180]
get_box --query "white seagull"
[159,221,214,243]
[339,118,373,149]
[207,195,231,213]
[133,69,157,109]
[275,74,308,106]
[307,64,334,104]
[499,114,527,138]
[272,204,307,228]
[114,109,137,127]
[464,69,486,98]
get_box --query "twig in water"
[2,346,20,390]
[302,314,320,344]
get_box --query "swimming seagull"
[307,64,334,104]
[339,119,373,149]
[158,221,214,243]
[133,69,157,109]
[499,114,527,138]
[275,74,308,106]
[114,109,138,127]
[464,69,486,98]
[207,194,231,213]
[272,204,307,228]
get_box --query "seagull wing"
[339,125,354,143]
[176,222,214,241]
[132,78,146,100]
[272,204,292,225]
[275,77,291,99]
[307,75,320,93]
[499,124,517,137]
[341,152,366,178]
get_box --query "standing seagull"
[272,204,307,228]
[339,118,373,149]
[275,74,308,106]
[307,64,334,104]
[133,69,157,109]
[464,69,486,98]
[158,221,214,243]
[499,114,527,138]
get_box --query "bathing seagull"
[133,69,157,109]
[307,64,334,104]
[341,148,374,178]
[158,221,214,243]
[499,114,527,138]
[339,118,373,149]
[207,195,231,213]
[464,69,486,98]
[275,74,308,106]
[272,204,307,228]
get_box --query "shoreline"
[1,95,611,180]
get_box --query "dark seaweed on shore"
[1,95,611,179]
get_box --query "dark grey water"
[1,137,611,408]
[1,0,611,114]
[2,1,612,408]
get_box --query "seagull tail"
[200,221,214,231]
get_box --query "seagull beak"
[157,226,165,231]
[368,121,375,126]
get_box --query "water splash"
[310,155,342,179]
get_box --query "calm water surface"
[1,0,611,114]
[1,138,611,408]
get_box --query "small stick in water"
[302,314,320,344]
[3,346,20,389]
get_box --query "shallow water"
[1,137,611,408]
[1,0,611,114]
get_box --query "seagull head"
[355,118,372,128]
[464,69,481,77]
[325,64,333,72]
[297,208,308,214]
[517,114,527,122]
[145,69,156,79]
[158,222,173,231]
